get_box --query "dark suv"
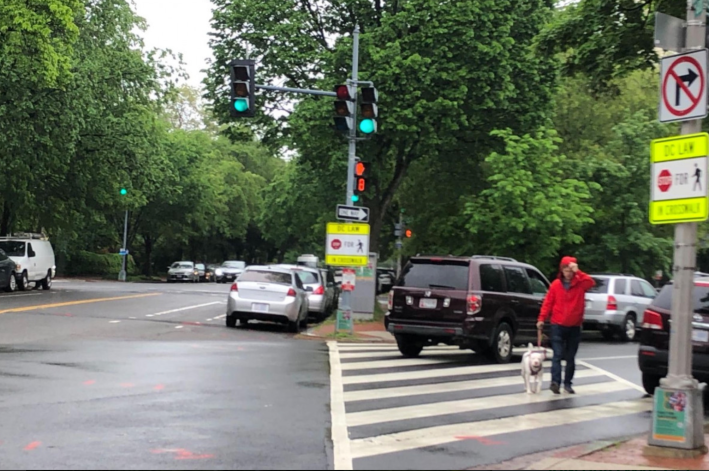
[638,277,709,395]
[386,255,551,363]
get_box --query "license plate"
[252,303,269,313]
[419,298,437,309]
[692,329,709,343]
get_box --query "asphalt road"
[0,280,332,470]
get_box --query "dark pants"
[551,324,581,387]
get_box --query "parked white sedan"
[226,266,309,333]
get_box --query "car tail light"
[642,309,664,330]
[287,288,297,297]
[388,290,394,310]
[467,294,482,316]
[313,285,325,295]
[230,283,238,292]
[606,295,618,311]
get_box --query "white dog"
[521,343,545,394]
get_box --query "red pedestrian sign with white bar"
[660,50,708,123]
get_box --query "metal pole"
[649,0,706,454]
[119,210,128,282]
[256,84,338,97]
[339,26,359,337]
[396,211,403,279]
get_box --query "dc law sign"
[650,133,709,224]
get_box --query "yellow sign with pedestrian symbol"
[326,222,370,267]
[650,134,709,224]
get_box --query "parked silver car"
[167,261,199,283]
[215,260,246,283]
[584,273,658,341]
[276,265,336,321]
[226,266,309,332]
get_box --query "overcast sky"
[133,0,214,90]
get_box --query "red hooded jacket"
[538,257,596,327]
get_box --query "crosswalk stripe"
[341,356,490,370]
[343,369,604,403]
[343,362,523,386]
[346,381,631,427]
[340,350,466,360]
[349,399,652,459]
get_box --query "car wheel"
[41,271,52,290]
[642,372,661,396]
[300,312,308,329]
[601,329,616,341]
[396,335,424,358]
[620,314,637,342]
[5,272,17,293]
[17,272,29,291]
[288,320,301,334]
[226,316,237,328]
[488,322,513,364]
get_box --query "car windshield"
[653,284,709,314]
[0,241,25,257]
[224,261,246,269]
[293,270,319,285]
[397,260,469,291]
[239,270,292,286]
[172,262,193,269]
[588,277,610,294]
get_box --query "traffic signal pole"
[647,1,706,455]
[119,209,128,282]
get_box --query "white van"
[0,233,56,290]
[296,254,319,268]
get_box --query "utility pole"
[396,211,403,279]
[339,25,360,328]
[118,210,128,282]
[647,0,707,456]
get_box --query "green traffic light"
[120,188,127,196]
[234,98,249,113]
[359,119,375,134]
[352,195,359,202]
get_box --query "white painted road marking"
[147,302,222,318]
[328,342,353,471]
[578,355,637,361]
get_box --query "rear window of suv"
[653,283,709,314]
[398,260,469,291]
[588,277,610,294]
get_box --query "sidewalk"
[471,432,709,470]
[299,319,395,343]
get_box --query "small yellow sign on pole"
[326,222,370,267]
[650,133,709,224]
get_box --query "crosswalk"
[329,342,652,471]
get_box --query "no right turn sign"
[660,50,708,123]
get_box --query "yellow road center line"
[0,293,162,315]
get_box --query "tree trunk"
[1,200,12,236]
[143,234,153,277]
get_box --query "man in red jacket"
[536,256,595,395]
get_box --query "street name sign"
[659,50,708,123]
[650,133,709,224]
[326,222,370,266]
[336,204,369,222]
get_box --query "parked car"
[206,264,220,282]
[386,255,551,363]
[377,268,396,294]
[195,263,209,282]
[297,254,319,268]
[638,277,709,395]
[0,249,18,293]
[583,273,658,342]
[276,265,336,321]
[167,261,199,283]
[226,265,309,332]
[0,233,56,291]
[215,261,246,283]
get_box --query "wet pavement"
[0,280,332,470]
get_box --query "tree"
[464,128,597,275]
[205,0,559,251]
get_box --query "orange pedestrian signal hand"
[405,229,412,238]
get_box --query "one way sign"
[336,204,369,222]
[660,49,708,123]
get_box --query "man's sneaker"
[550,383,560,395]
[564,385,576,394]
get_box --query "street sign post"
[119,249,129,256]
[326,222,370,267]
[336,204,369,222]
[650,133,709,224]
[659,50,708,123]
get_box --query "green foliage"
[65,251,138,277]
[464,128,597,274]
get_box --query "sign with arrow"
[660,50,708,123]
[336,204,369,222]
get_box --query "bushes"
[64,251,138,277]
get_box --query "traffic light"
[120,188,127,196]
[405,229,412,238]
[334,85,354,132]
[229,60,256,118]
[352,161,367,203]
[359,87,378,134]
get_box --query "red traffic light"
[405,229,412,238]
[355,162,366,176]
[335,85,352,101]
[357,177,366,192]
